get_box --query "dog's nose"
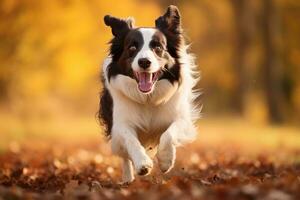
[138,58,151,69]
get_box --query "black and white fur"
[99,5,200,183]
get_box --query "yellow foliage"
[0,0,161,107]
[0,0,300,123]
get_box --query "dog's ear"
[155,5,182,35]
[104,15,134,37]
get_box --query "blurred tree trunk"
[231,0,251,115]
[261,0,284,123]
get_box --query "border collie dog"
[99,5,200,183]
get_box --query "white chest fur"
[108,75,184,147]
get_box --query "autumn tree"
[261,0,284,123]
[231,0,252,115]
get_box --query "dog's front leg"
[111,125,153,182]
[122,158,134,183]
[157,119,196,173]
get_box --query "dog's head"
[104,5,183,94]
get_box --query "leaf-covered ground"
[0,119,300,200]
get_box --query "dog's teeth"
[153,72,158,81]
[149,73,152,82]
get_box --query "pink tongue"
[138,72,152,92]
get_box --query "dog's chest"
[127,97,178,146]
[139,103,174,131]
[135,103,176,147]
[110,77,182,146]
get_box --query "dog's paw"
[121,177,135,184]
[158,157,174,173]
[137,165,151,176]
[135,157,153,176]
[122,173,135,183]
[157,146,176,173]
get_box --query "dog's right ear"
[155,5,182,35]
[104,15,134,37]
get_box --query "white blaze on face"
[132,28,161,93]
[132,28,160,73]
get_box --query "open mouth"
[134,71,161,93]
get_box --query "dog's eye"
[150,41,163,53]
[128,45,137,57]
[153,45,163,55]
[129,46,137,52]
[154,46,162,52]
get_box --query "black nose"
[138,58,151,69]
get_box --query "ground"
[0,117,300,200]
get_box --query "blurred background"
[0,0,300,151]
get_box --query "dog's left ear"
[104,15,134,37]
[155,5,182,35]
